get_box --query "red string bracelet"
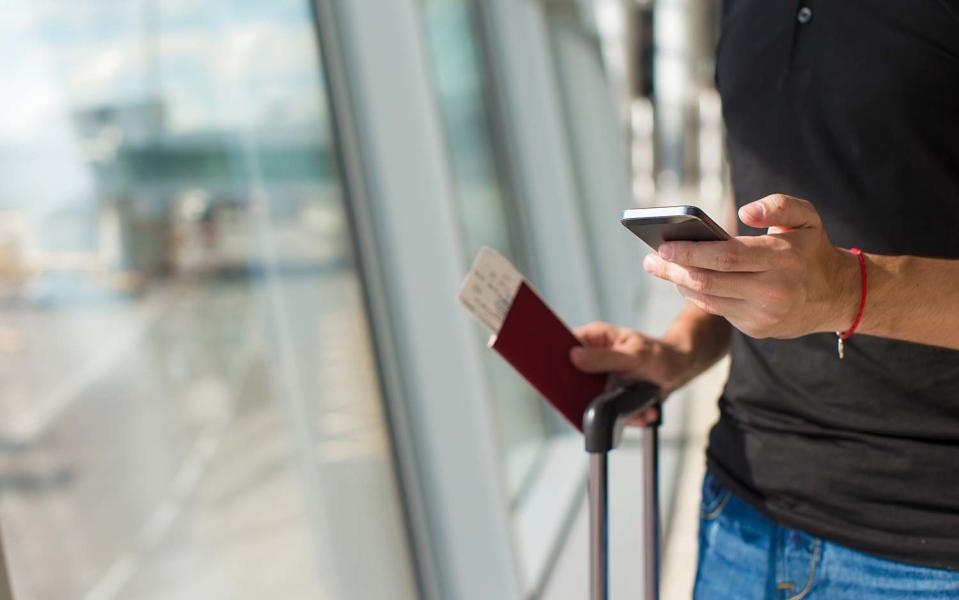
[836,247,867,360]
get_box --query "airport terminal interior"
[0,1,727,598]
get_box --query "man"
[571,2,959,597]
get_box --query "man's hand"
[569,322,693,426]
[642,194,860,339]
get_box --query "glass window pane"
[420,0,557,502]
[0,2,417,599]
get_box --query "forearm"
[853,254,959,350]
[661,303,732,385]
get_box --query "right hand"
[570,322,692,427]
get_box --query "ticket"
[457,246,524,333]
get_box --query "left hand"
[642,194,860,339]
[570,322,692,426]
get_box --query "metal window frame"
[416,0,564,506]
[419,0,534,277]
[474,0,615,594]
[541,2,643,326]
[0,522,14,600]
[477,0,601,326]
[310,6,440,600]
[313,1,523,599]
[419,0,616,592]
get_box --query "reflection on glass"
[420,0,555,501]
[0,2,416,599]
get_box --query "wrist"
[659,307,730,392]
[646,342,691,396]
[826,247,864,333]
[658,331,697,392]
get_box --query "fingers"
[739,194,822,232]
[643,253,763,299]
[573,321,619,347]
[569,346,637,374]
[674,284,747,317]
[657,237,779,272]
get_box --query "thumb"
[570,346,637,374]
[739,194,822,233]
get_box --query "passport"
[458,247,607,431]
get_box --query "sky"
[0,0,332,216]
[0,0,330,144]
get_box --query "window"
[420,0,553,502]
[0,2,416,599]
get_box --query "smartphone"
[620,205,731,250]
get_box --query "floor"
[0,225,418,600]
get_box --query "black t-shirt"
[709,0,959,570]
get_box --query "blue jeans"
[694,471,959,599]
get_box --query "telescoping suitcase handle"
[583,381,662,600]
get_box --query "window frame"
[474,0,610,593]
[312,1,524,599]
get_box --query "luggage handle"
[584,381,662,600]
[583,381,661,453]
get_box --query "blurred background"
[0,0,729,598]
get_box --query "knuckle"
[769,237,792,253]
[758,310,782,328]
[574,322,597,337]
[688,270,712,293]
[795,197,818,217]
[715,252,738,270]
[766,194,789,212]
[623,334,648,355]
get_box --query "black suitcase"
[583,382,662,600]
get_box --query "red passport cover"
[490,282,606,432]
